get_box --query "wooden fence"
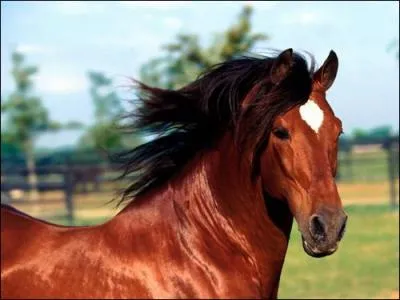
[1,137,399,223]
[0,163,109,224]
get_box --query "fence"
[1,164,77,224]
[1,137,399,222]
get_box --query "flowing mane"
[114,51,316,204]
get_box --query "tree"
[88,72,123,124]
[351,128,369,143]
[140,5,269,90]
[1,137,25,165]
[368,125,393,139]
[1,51,82,201]
[79,71,142,152]
[350,125,393,144]
[387,38,399,60]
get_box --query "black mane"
[114,51,315,205]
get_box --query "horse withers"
[1,49,347,299]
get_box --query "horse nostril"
[338,215,348,241]
[310,214,327,242]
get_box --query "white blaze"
[299,99,324,133]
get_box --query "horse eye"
[273,127,290,140]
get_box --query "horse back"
[1,204,63,263]
[1,204,72,227]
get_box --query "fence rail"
[1,137,399,222]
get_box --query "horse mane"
[114,51,316,206]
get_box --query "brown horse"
[1,49,347,299]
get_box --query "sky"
[1,1,399,148]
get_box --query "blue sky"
[1,1,399,148]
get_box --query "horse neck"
[118,131,293,282]
[187,132,293,257]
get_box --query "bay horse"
[1,49,347,299]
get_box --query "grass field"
[279,204,399,299]
[44,204,399,299]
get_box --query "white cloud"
[16,44,55,55]
[144,13,155,20]
[55,1,105,15]
[91,32,162,49]
[163,17,183,30]
[118,1,188,11]
[35,74,87,94]
[281,11,326,25]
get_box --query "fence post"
[94,166,101,192]
[345,147,353,182]
[385,137,398,210]
[64,160,75,225]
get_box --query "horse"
[1,49,347,299]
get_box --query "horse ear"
[313,50,339,91]
[270,48,294,84]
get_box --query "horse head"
[259,50,347,257]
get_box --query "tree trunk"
[24,139,40,214]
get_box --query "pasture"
[280,204,399,299]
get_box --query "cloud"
[281,11,327,25]
[55,1,105,15]
[163,17,183,30]
[16,44,55,55]
[143,13,155,20]
[35,74,87,94]
[91,31,162,49]
[118,1,188,11]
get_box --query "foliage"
[140,5,268,90]
[79,71,142,152]
[368,125,393,139]
[387,38,399,60]
[1,51,84,200]
[1,51,83,151]
[88,71,123,124]
[0,139,24,164]
[1,52,52,150]
[79,121,123,151]
[351,128,369,139]
[79,72,124,151]
[350,125,394,144]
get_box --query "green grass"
[279,204,399,299]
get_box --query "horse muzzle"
[300,210,347,258]
[301,235,338,258]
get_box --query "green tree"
[351,126,393,144]
[368,125,393,139]
[88,72,123,124]
[387,38,399,60]
[351,128,369,142]
[79,71,142,152]
[1,51,81,201]
[140,5,269,90]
